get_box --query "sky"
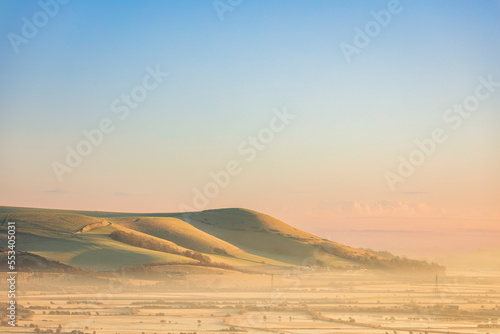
[1,0,499,255]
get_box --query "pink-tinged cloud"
[113,191,141,197]
[42,189,70,194]
[315,200,450,219]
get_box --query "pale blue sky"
[1,1,499,241]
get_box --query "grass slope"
[174,208,373,266]
[0,206,443,273]
[110,217,242,255]
[0,213,196,271]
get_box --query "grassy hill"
[110,216,242,255]
[0,212,197,271]
[0,250,76,272]
[0,205,444,273]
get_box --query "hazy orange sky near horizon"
[1,1,499,254]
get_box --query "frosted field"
[1,270,499,334]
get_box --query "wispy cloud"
[42,189,68,194]
[113,191,139,197]
[316,199,446,218]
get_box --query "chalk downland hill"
[0,206,444,273]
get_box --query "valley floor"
[1,269,500,334]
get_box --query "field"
[1,269,499,334]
